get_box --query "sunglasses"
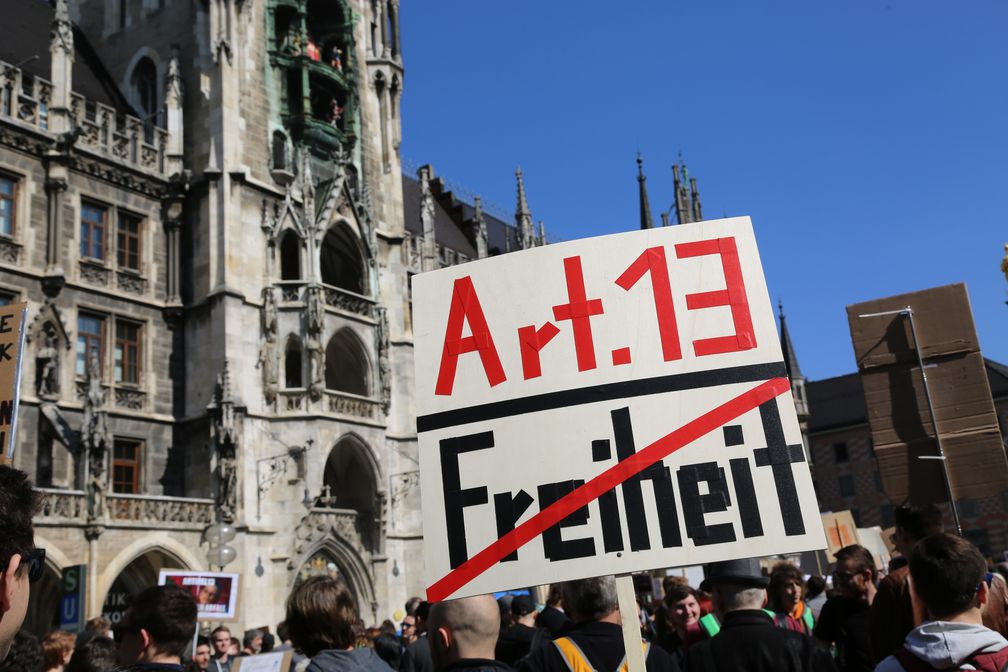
[20,548,45,584]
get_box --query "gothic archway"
[279,230,302,281]
[324,329,369,395]
[320,224,366,294]
[101,548,188,625]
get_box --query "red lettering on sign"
[434,276,507,396]
[615,246,682,362]
[518,322,561,380]
[674,237,756,357]
[552,256,604,372]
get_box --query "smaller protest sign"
[159,570,240,620]
[820,511,859,563]
[232,651,292,672]
[0,302,28,463]
[59,565,87,631]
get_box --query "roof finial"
[515,167,535,249]
[637,153,654,230]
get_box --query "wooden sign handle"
[615,573,646,672]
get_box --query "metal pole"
[904,307,963,536]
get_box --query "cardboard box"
[847,284,1008,505]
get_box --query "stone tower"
[67,0,417,624]
[779,301,810,460]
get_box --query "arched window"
[285,335,303,388]
[279,230,301,280]
[272,131,289,172]
[325,329,368,395]
[130,58,158,141]
[320,225,365,294]
[320,436,378,551]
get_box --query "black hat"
[510,594,536,616]
[699,558,770,592]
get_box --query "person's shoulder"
[515,637,562,672]
[872,654,905,672]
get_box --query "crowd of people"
[6,464,1008,671]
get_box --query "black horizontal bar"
[417,361,789,433]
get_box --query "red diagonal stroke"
[426,376,792,602]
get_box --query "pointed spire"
[672,157,702,225]
[419,165,437,271]
[474,196,488,259]
[49,0,74,136]
[637,153,655,230]
[538,221,546,246]
[778,300,803,382]
[165,47,184,177]
[515,167,535,249]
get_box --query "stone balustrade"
[322,284,374,318]
[34,488,213,531]
[0,60,169,177]
[325,390,380,420]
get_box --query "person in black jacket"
[683,558,837,672]
[534,586,572,639]
[114,585,197,672]
[428,594,513,672]
[517,577,679,672]
[495,595,550,666]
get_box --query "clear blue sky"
[399,1,1008,382]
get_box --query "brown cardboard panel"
[847,284,979,366]
[821,511,860,563]
[846,284,1007,505]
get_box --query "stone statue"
[81,354,108,521]
[257,336,278,404]
[307,335,324,400]
[305,284,324,336]
[209,362,240,522]
[261,286,278,336]
[36,323,59,397]
[376,307,391,414]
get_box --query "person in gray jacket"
[286,576,393,672]
[875,534,1008,672]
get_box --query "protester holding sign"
[682,558,835,672]
[517,577,678,672]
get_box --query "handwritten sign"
[413,217,826,601]
[0,302,27,462]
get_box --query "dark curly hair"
[0,467,38,578]
[768,562,805,612]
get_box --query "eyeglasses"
[401,622,416,629]
[19,548,45,584]
[113,625,140,644]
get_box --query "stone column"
[388,0,400,60]
[41,162,67,297]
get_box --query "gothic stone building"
[4,0,554,632]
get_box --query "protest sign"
[0,302,28,463]
[59,565,87,631]
[847,284,1007,506]
[232,651,292,672]
[158,570,240,620]
[820,511,859,564]
[412,217,826,601]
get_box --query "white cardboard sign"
[412,217,826,601]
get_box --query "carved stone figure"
[305,284,324,336]
[376,307,391,414]
[36,323,59,397]
[307,335,324,400]
[261,286,278,336]
[209,362,240,522]
[81,354,108,521]
[257,336,278,404]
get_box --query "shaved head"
[428,595,500,669]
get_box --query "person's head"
[711,583,768,620]
[42,631,75,672]
[404,597,422,617]
[0,467,39,662]
[259,633,274,654]
[210,628,231,658]
[546,585,563,609]
[832,545,876,602]
[428,594,500,670]
[496,595,514,628]
[805,576,827,601]
[663,584,701,632]
[414,601,431,634]
[65,636,117,672]
[275,622,290,645]
[510,594,537,627]
[241,630,263,654]
[192,638,211,672]
[372,634,400,671]
[285,576,357,656]
[911,533,989,621]
[84,619,111,639]
[560,577,619,624]
[378,620,396,638]
[700,557,770,620]
[892,505,943,558]
[226,639,239,657]
[400,614,417,644]
[768,563,805,612]
[0,630,42,672]
[115,584,198,665]
[197,584,219,605]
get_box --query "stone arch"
[293,535,377,622]
[126,52,160,141]
[320,222,367,294]
[324,328,370,395]
[284,333,303,388]
[320,434,382,549]
[279,229,302,280]
[97,536,200,618]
